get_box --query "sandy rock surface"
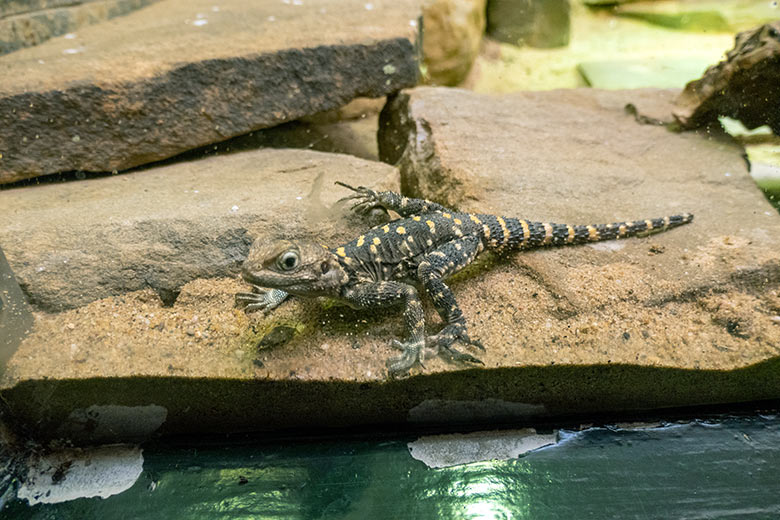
[0,149,398,311]
[378,86,780,371]
[0,0,420,184]
[3,88,780,442]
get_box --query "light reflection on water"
[4,415,780,519]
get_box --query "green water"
[6,415,780,519]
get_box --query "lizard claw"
[235,286,289,314]
[426,324,485,365]
[336,181,384,215]
[387,339,425,377]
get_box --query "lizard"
[236,182,693,377]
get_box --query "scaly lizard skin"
[236,183,693,377]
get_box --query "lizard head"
[241,239,348,297]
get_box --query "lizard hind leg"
[417,236,486,367]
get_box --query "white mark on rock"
[588,241,625,252]
[408,429,557,468]
[267,15,276,21]
[18,445,144,505]
[193,19,208,26]
[63,404,167,442]
[364,2,374,9]
[63,48,83,55]
[231,205,239,212]
[409,19,418,27]
[383,64,397,75]
[64,33,76,39]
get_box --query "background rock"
[0,0,161,56]
[609,0,780,33]
[0,0,420,184]
[673,21,780,134]
[422,0,486,86]
[0,149,399,311]
[486,0,570,48]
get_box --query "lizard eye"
[278,251,300,271]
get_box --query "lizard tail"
[482,213,694,250]
[557,213,694,246]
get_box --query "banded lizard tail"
[237,183,693,377]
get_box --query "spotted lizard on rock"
[236,183,693,377]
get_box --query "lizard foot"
[426,323,485,366]
[386,339,425,377]
[235,286,288,314]
[335,182,384,215]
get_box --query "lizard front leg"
[336,182,453,218]
[235,287,289,313]
[342,281,426,377]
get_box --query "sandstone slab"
[378,86,780,380]
[0,0,161,56]
[0,0,420,184]
[3,89,780,446]
[0,149,399,312]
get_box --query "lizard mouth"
[241,270,276,288]
[241,270,314,289]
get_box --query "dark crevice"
[157,288,181,308]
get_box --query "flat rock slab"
[0,148,399,311]
[3,89,780,445]
[377,88,780,384]
[0,0,420,184]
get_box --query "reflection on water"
[5,415,779,519]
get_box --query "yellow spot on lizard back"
[412,216,421,221]
[469,214,482,224]
[396,226,406,235]
[373,237,381,245]
[453,218,462,225]
[336,247,346,257]
[442,213,452,219]
[426,220,436,233]
[382,224,390,233]
[356,235,365,247]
